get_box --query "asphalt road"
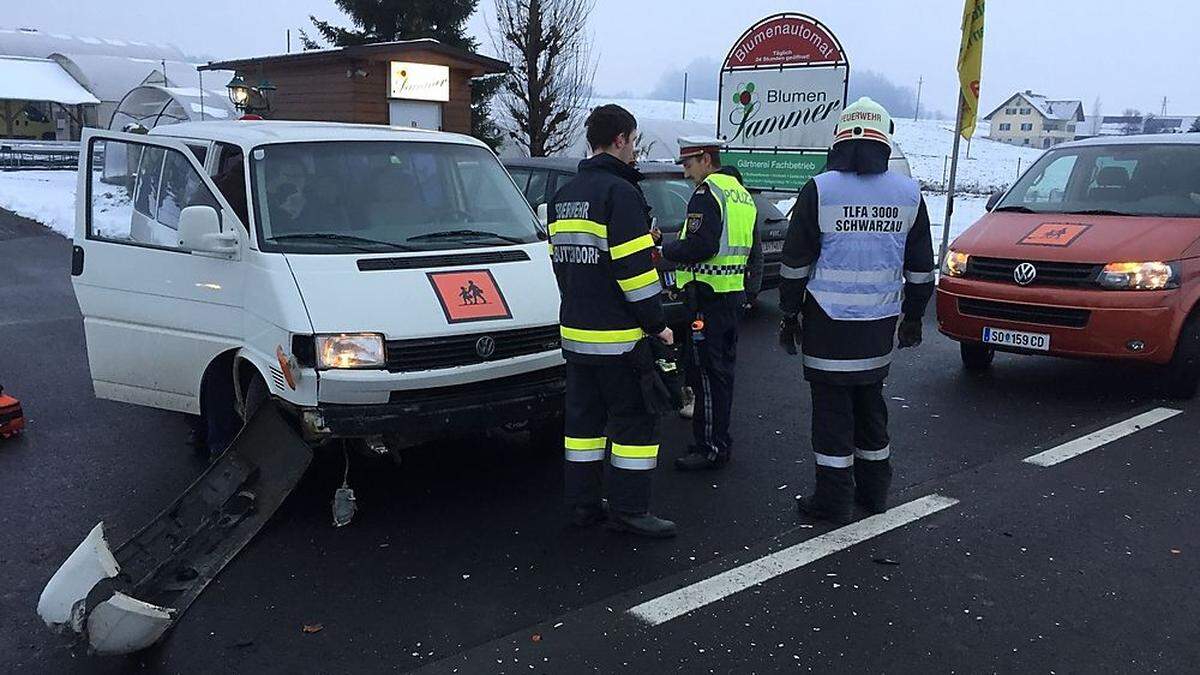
[2,210,1197,674]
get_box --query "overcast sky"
[7,0,1197,117]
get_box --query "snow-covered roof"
[1056,133,1200,149]
[149,120,485,149]
[0,55,99,105]
[984,92,1084,122]
[109,84,236,130]
[0,26,187,61]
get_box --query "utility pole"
[1161,96,1168,117]
[287,29,292,54]
[682,72,688,120]
[914,75,923,121]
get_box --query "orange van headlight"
[316,333,386,370]
[1098,262,1180,291]
[941,249,970,277]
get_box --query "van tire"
[240,371,269,422]
[1165,315,1200,400]
[960,342,995,371]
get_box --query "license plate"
[761,240,784,254]
[982,326,1050,351]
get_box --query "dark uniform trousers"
[809,380,892,509]
[564,359,660,514]
[684,292,742,456]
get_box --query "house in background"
[983,90,1084,148]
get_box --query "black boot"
[605,511,677,538]
[854,458,893,515]
[796,466,854,525]
[571,503,607,527]
[674,445,731,471]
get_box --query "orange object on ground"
[0,386,24,438]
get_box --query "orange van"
[936,135,1200,398]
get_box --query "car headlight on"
[316,333,385,370]
[941,249,970,277]
[1098,262,1180,291]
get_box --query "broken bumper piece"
[37,404,312,654]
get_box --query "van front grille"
[385,325,560,372]
[958,298,1091,328]
[965,257,1101,287]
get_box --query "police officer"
[778,98,936,524]
[655,137,757,471]
[549,104,677,539]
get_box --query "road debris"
[302,624,324,634]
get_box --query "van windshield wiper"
[1060,209,1138,217]
[408,230,528,245]
[991,205,1037,213]
[268,233,417,251]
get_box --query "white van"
[72,121,565,448]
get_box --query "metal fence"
[0,139,81,171]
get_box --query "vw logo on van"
[475,335,497,359]
[1013,262,1038,286]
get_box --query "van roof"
[502,155,684,176]
[1055,133,1200,150]
[149,120,487,150]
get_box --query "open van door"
[72,130,247,413]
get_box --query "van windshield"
[251,141,541,253]
[996,143,1200,218]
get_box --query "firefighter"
[549,104,677,539]
[654,137,757,471]
[778,97,936,524]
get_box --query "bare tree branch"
[492,0,596,156]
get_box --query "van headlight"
[941,249,970,277]
[1098,262,1180,290]
[316,334,385,369]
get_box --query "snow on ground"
[0,170,76,238]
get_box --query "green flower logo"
[733,83,756,108]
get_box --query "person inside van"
[264,157,314,235]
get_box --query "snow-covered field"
[0,169,76,238]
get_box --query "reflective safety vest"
[808,170,921,321]
[676,172,756,293]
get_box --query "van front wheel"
[1165,316,1200,400]
[960,342,995,371]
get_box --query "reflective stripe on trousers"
[560,326,643,356]
[611,442,658,470]
[565,436,606,463]
[855,445,891,461]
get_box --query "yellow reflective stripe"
[560,326,644,344]
[617,268,660,292]
[549,218,607,238]
[565,436,606,451]
[610,234,654,260]
[611,443,659,459]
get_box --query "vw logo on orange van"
[475,335,497,359]
[1013,262,1038,286]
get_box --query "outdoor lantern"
[226,73,251,109]
[226,73,275,114]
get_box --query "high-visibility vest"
[675,172,756,294]
[807,170,921,321]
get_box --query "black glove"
[779,315,801,355]
[897,317,923,349]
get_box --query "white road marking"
[1023,408,1183,467]
[627,494,959,626]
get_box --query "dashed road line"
[1023,407,1183,467]
[627,493,959,626]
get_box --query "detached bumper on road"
[300,366,566,440]
[936,279,1181,363]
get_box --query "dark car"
[503,157,789,325]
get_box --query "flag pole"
[939,94,966,265]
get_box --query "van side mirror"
[178,206,237,257]
[536,203,549,226]
[986,190,1004,212]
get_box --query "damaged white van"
[40,121,564,653]
[72,120,564,445]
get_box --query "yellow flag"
[957,0,986,139]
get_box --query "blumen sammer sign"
[717,14,849,191]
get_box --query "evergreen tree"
[300,0,504,149]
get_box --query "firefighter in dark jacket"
[653,137,757,471]
[778,98,936,524]
[549,104,677,539]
